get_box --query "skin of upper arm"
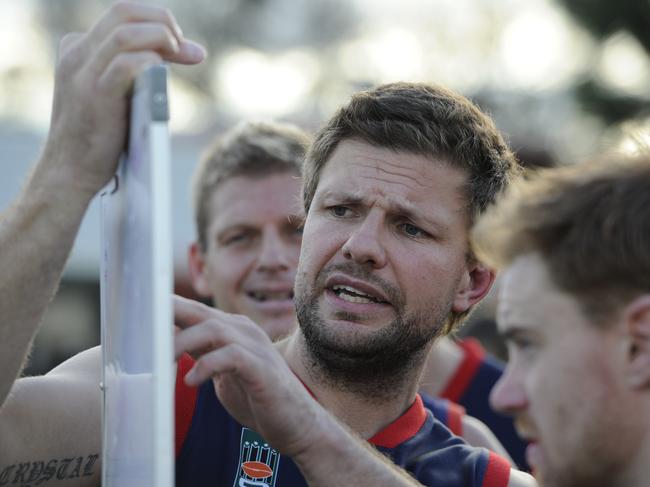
[0,347,102,486]
[461,415,513,465]
[508,468,537,486]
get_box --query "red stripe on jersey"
[175,354,198,458]
[440,338,486,403]
[369,394,427,448]
[446,400,465,436]
[482,451,511,487]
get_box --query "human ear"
[624,295,650,390]
[452,262,496,313]
[187,241,212,297]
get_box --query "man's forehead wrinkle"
[213,218,255,233]
[355,155,434,191]
[360,173,428,199]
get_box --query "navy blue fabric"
[176,381,505,487]
[452,353,528,470]
[421,394,452,428]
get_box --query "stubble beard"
[540,430,634,487]
[294,263,452,401]
[541,465,617,487]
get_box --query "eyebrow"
[322,192,362,208]
[285,213,305,225]
[215,223,255,236]
[320,189,449,230]
[499,326,535,342]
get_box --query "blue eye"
[330,206,350,217]
[400,222,425,237]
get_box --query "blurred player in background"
[473,154,650,487]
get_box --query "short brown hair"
[303,82,519,333]
[303,82,519,224]
[472,154,650,325]
[193,120,311,250]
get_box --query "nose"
[341,211,387,269]
[257,228,292,273]
[489,364,528,416]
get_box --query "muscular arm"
[0,2,205,479]
[175,297,535,487]
[0,2,203,412]
[0,162,96,410]
[0,347,102,486]
[0,2,204,411]
[293,415,427,486]
[175,298,425,486]
[298,422,534,487]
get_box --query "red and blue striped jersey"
[440,339,528,470]
[175,355,510,487]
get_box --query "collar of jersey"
[367,394,427,448]
[297,374,426,449]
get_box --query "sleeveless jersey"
[175,355,510,487]
[440,339,528,469]
[421,394,465,436]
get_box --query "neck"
[613,429,650,487]
[280,332,426,439]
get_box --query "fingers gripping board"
[100,64,173,487]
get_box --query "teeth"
[338,293,374,304]
[249,291,293,302]
[332,285,372,297]
[332,284,379,303]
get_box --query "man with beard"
[0,3,533,486]
[472,155,650,487]
[174,82,532,485]
[179,120,513,462]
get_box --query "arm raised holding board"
[0,3,204,485]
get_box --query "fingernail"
[185,41,207,61]
[185,368,197,385]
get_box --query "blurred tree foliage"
[558,0,649,51]
[556,0,650,124]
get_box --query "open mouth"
[331,284,388,305]
[247,290,294,302]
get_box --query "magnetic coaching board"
[100,64,174,487]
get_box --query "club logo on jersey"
[233,428,280,487]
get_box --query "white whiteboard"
[100,64,174,487]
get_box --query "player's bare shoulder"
[508,469,537,487]
[0,346,102,486]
